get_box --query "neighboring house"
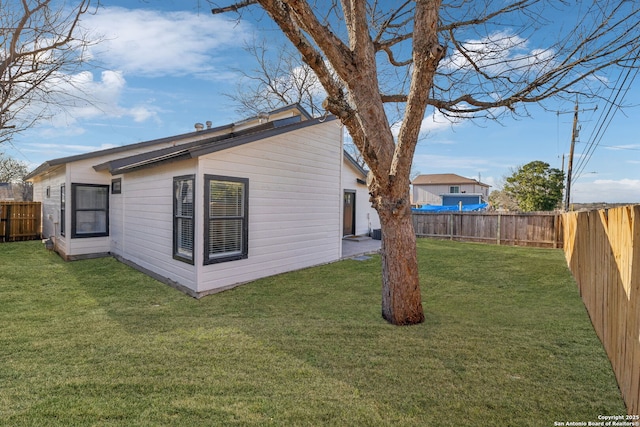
[0,182,32,201]
[26,105,379,297]
[0,183,13,201]
[412,173,490,206]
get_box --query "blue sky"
[6,1,640,204]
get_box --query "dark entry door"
[343,191,356,236]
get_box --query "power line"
[572,57,640,182]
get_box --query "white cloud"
[420,109,464,133]
[83,7,251,77]
[129,105,160,123]
[38,70,162,129]
[442,31,556,76]
[38,127,86,139]
[571,179,640,203]
[391,108,467,139]
[604,144,640,151]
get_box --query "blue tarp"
[412,203,489,212]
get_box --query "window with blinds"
[204,175,248,264]
[173,175,194,264]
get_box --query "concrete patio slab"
[342,236,381,259]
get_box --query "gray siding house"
[412,173,490,206]
[26,105,379,297]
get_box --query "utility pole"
[558,99,597,211]
[564,99,579,211]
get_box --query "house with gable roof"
[412,173,490,207]
[26,105,379,297]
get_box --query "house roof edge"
[104,115,338,175]
[24,104,316,180]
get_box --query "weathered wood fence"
[563,205,640,415]
[412,211,563,248]
[0,202,42,242]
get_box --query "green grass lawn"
[0,239,625,426]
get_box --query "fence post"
[496,213,501,245]
[4,204,11,242]
[553,214,558,249]
[0,206,4,242]
[449,213,453,240]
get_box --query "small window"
[111,178,122,194]
[71,183,109,238]
[450,186,460,194]
[204,175,248,265]
[46,186,51,198]
[173,176,194,264]
[60,185,65,236]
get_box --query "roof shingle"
[412,173,489,187]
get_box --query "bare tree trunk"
[378,197,424,325]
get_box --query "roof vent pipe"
[206,121,212,129]
[257,112,269,124]
[194,123,204,131]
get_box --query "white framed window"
[450,186,460,194]
[71,183,109,238]
[204,175,248,265]
[173,175,194,264]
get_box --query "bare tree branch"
[211,0,257,14]
[223,39,326,117]
[1,0,94,144]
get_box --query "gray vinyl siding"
[32,167,66,253]
[112,160,198,289]
[196,120,342,294]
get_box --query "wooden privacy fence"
[412,211,563,248]
[0,202,41,242]
[563,205,640,415]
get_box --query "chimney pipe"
[206,121,212,129]
[194,123,204,131]
[257,112,269,124]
